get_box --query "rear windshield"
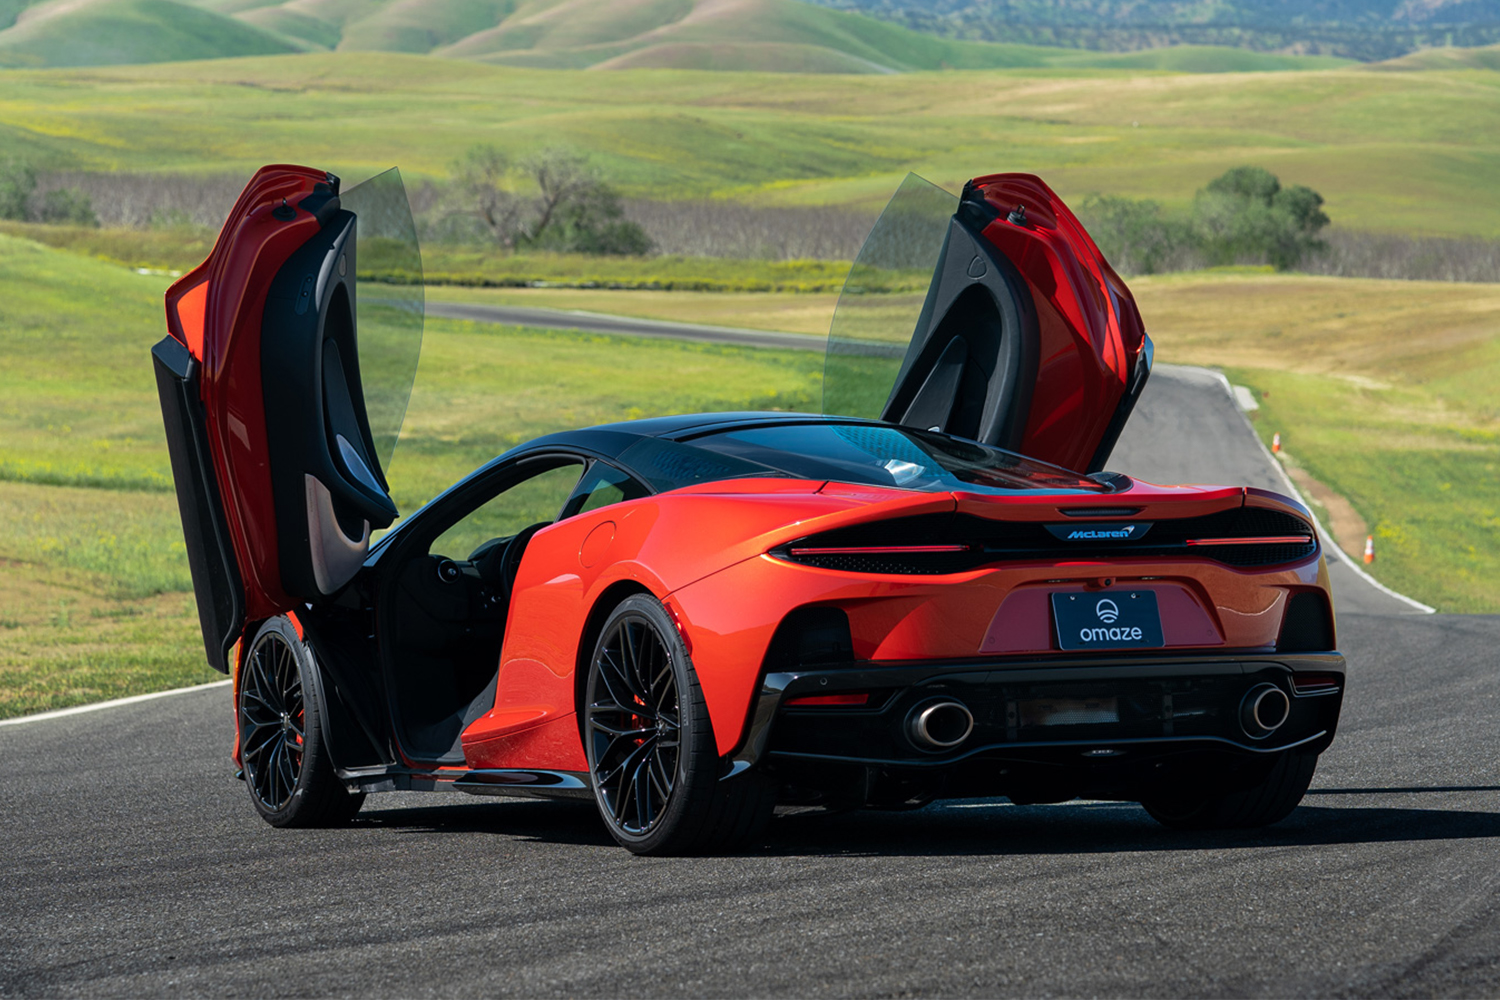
[686,423,1111,495]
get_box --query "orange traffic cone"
[1363,535,1375,564]
[1271,432,1281,454]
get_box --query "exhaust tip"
[908,699,974,751]
[1240,683,1291,739]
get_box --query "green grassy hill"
[1374,42,1500,71]
[0,0,297,68]
[2,53,1497,236]
[0,0,1356,72]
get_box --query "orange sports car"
[153,166,1344,854]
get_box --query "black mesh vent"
[773,506,1317,575]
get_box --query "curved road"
[3,310,1494,997]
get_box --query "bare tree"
[448,145,526,249]
[517,148,596,245]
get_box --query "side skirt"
[339,765,592,802]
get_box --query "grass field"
[3,54,1500,236]
[0,233,824,717]
[0,221,865,292]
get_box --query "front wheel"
[238,616,364,828]
[1143,751,1318,830]
[584,594,774,855]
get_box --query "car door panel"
[825,171,1152,474]
[154,165,421,667]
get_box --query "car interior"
[378,456,648,762]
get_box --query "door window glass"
[566,463,649,518]
[430,461,584,560]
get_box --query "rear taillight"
[772,507,1319,575]
[788,544,969,556]
[1185,535,1313,547]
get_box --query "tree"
[1077,194,1191,275]
[1193,166,1329,270]
[448,145,526,249]
[448,144,652,256]
[516,148,596,245]
[0,159,36,221]
[38,188,98,227]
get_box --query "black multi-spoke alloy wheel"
[238,616,364,828]
[584,594,774,855]
[1143,751,1318,830]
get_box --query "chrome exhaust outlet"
[1240,683,1291,739]
[908,699,974,751]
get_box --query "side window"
[565,462,649,519]
[430,461,584,560]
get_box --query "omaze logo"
[1079,598,1141,641]
[1080,625,1145,642]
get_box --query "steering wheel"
[498,522,551,599]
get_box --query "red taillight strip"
[1184,535,1313,547]
[788,544,970,556]
[786,693,870,707]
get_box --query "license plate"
[1018,697,1119,726]
[1052,590,1164,651]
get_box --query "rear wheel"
[1143,751,1318,830]
[584,594,774,855]
[238,616,364,828]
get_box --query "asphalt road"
[4,312,1492,997]
[426,300,823,352]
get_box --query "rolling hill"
[0,0,1354,71]
[0,0,296,68]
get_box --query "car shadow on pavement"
[760,797,1500,857]
[353,797,617,847]
[347,788,1500,857]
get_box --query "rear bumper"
[732,651,1344,803]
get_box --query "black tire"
[584,594,775,855]
[1143,751,1318,830]
[238,616,364,828]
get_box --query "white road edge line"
[0,679,232,727]
[1183,365,1436,615]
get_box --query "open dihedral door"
[152,165,423,671]
[824,172,1152,474]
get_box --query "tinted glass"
[429,461,583,560]
[341,166,424,470]
[615,436,774,493]
[690,423,1108,495]
[823,173,957,420]
[568,462,650,517]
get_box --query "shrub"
[0,159,36,221]
[1076,194,1196,274]
[38,188,99,227]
